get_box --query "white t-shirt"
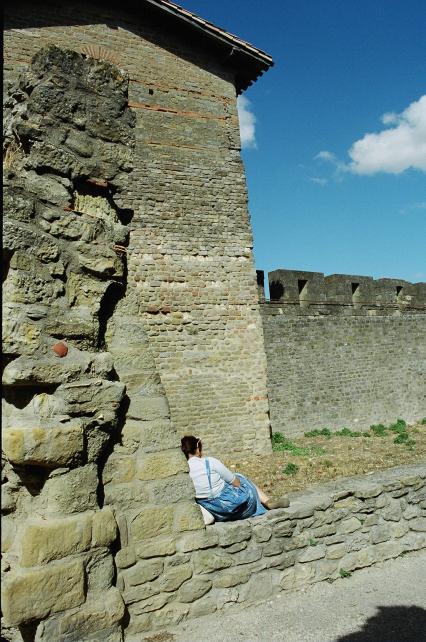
[188,456,235,499]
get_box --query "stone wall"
[4,1,271,455]
[1,45,204,642]
[259,270,426,436]
[118,463,426,639]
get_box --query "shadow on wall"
[337,605,426,642]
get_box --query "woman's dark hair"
[181,435,202,460]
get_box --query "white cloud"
[399,202,426,215]
[348,95,426,175]
[237,95,257,149]
[315,150,337,162]
[309,177,328,186]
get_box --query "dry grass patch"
[224,420,426,500]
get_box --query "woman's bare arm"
[231,476,241,488]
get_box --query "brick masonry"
[3,2,271,456]
[259,269,426,436]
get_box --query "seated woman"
[181,435,289,523]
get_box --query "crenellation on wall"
[267,268,426,313]
[261,268,426,436]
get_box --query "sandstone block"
[149,473,195,505]
[123,559,163,587]
[213,567,251,588]
[173,502,205,533]
[252,523,273,543]
[326,543,347,559]
[374,540,404,561]
[382,499,402,521]
[339,546,376,572]
[131,506,174,541]
[123,418,180,453]
[370,524,391,544]
[178,529,219,553]
[137,449,187,481]
[129,592,172,614]
[2,559,85,626]
[44,464,99,514]
[262,538,286,557]
[298,544,326,563]
[150,602,190,628]
[159,563,192,591]
[239,570,279,603]
[409,517,426,531]
[136,536,176,559]
[2,422,83,467]
[86,549,115,593]
[390,522,409,538]
[115,546,136,570]
[314,558,339,582]
[231,546,262,566]
[103,453,136,484]
[280,563,315,590]
[189,596,217,616]
[58,588,124,638]
[178,578,213,603]
[403,505,422,520]
[193,550,233,574]
[128,395,170,421]
[104,480,150,511]
[92,507,118,547]
[338,517,362,534]
[20,513,92,567]
[212,522,252,547]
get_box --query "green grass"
[283,462,299,475]
[272,433,325,456]
[370,423,388,437]
[339,568,352,578]
[335,427,362,437]
[421,418,426,425]
[305,428,332,438]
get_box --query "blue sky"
[181,0,426,287]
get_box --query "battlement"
[257,269,426,313]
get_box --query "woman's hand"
[231,476,241,488]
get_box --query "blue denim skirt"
[196,474,266,522]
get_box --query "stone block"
[213,567,251,588]
[409,517,426,531]
[137,449,188,481]
[374,540,404,561]
[231,546,262,566]
[3,422,83,467]
[127,395,170,421]
[129,592,172,614]
[189,596,217,616]
[280,563,315,590]
[173,501,205,533]
[239,570,279,603]
[252,523,273,543]
[178,529,219,552]
[213,521,252,546]
[338,517,362,534]
[1,559,85,626]
[123,418,180,453]
[312,524,337,538]
[103,454,136,484]
[104,480,150,511]
[86,549,115,593]
[339,546,377,572]
[314,558,339,582]
[326,543,347,559]
[193,549,233,574]
[370,524,391,544]
[262,538,286,557]
[123,559,164,587]
[403,505,422,520]
[131,506,174,541]
[381,499,403,521]
[158,563,192,591]
[115,546,136,570]
[44,464,99,514]
[298,544,326,563]
[136,536,176,559]
[390,522,409,538]
[178,578,213,603]
[92,507,118,547]
[57,588,124,638]
[20,513,92,567]
[150,602,190,628]
[149,473,194,505]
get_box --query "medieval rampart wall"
[258,270,426,436]
[4,1,271,456]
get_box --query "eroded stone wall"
[4,1,272,456]
[259,270,426,436]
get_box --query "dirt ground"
[224,421,426,500]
